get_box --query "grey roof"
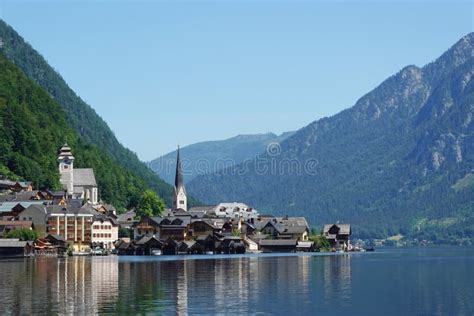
[73,168,97,187]
[46,205,96,216]
[117,210,136,223]
[46,234,65,242]
[174,146,186,194]
[323,224,351,235]
[0,179,16,187]
[21,204,47,215]
[0,239,28,248]
[189,206,216,213]
[190,218,229,230]
[259,239,298,246]
[261,217,309,235]
[0,201,45,213]
[159,216,191,228]
[135,236,161,245]
[168,209,192,217]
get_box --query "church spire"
[173,146,187,211]
[174,146,184,191]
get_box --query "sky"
[0,1,473,160]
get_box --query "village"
[0,144,352,258]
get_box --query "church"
[172,146,187,211]
[58,144,98,204]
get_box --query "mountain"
[148,132,294,184]
[0,52,152,210]
[0,20,190,208]
[188,33,474,243]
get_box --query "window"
[63,165,68,169]
[179,200,185,204]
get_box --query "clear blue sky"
[1,1,472,160]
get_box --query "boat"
[151,249,162,256]
[205,251,214,255]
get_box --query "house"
[133,216,161,240]
[116,240,136,256]
[159,216,191,241]
[215,236,245,254]
[260,217,310,241]
[18,204,48,238]
[195,234,218,253]
[12,181,33,192]
[0,220,34,237]
[0,239,34,258]
[117,210,137,229]
[45,205,96,252]
[0,201,46,220]
[259,239,298,253]
[135,236,163,255]
[161,239,179,255]
[323,224,351,250]
[58,144,99,204]
[91,215,119,249]
[0,179,33,193]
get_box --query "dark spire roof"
[174,146,185,191]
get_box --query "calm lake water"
[0,248,473,315]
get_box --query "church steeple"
[173,146,187,211]
[58,143,74,194]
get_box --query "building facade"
[58,144,98,204]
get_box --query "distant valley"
[148,132,294,184]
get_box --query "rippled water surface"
[0,248,473,315]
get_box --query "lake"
[0,248,473,315]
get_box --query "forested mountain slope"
[149,132,294,184]
[0,20,189,207]
[188,33,474,242]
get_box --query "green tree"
[309,233,330,251]
[4,228,38,241]
[136,190,165,220]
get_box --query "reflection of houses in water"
[323,255,352,304]
[90,257,119,310]
[176,260,188,314]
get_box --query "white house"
[91,216,119,250]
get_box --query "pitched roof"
[0,239,29,248]
[73,168,97,187]
[21,204,47,215]
[0,201,45,213]
[174,146,186,193]
[323,224,351,235]
[117,210,136,223]
[46,205,96,216]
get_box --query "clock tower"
[58,143,74,194]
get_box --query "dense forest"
[0,20,199,208]
[0,52,156,210]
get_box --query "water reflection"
[0,250,473,315]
